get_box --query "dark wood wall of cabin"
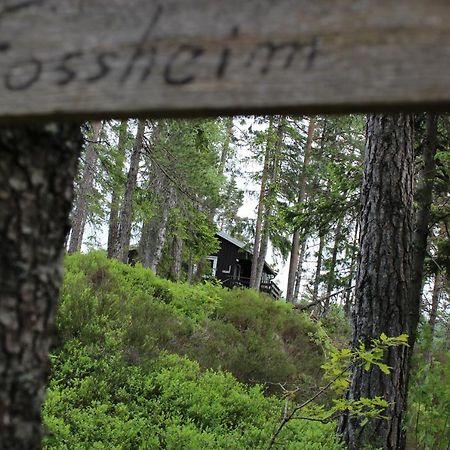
[213,237,251,282]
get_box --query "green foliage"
[59,252,326,397]
[313,334,409,424]
[319,305,351,348]
[45,253,344,448]
[52,252,422,449]
[407,326,450,449]
[322,333,409,393]
[188,288,324,396]
[44,343,342,449]
[262,333,410,449]
[142,118,227,276]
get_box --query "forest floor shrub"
[43,252,344,449]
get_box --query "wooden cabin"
[207,231,282,299]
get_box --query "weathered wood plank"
[0,0,449,120]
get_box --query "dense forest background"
[46,114,450,449]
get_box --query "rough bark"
[107,120,128,258]
[249,117,274,289]
[68,121,102,253]
[409,113,437,342]
[338,114,415,450]
[286,117,316,302]
[115,119,145,263]
[0,123,82,449]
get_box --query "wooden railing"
[260,281,282,300]
[223,277,281,299]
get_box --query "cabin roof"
[216,230,277,276]
[216,230,247,250]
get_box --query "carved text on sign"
[0,5,319,92]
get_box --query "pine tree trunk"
[425,271,444,364]
[338,114,415,450]
[170,236,183,281]
[254,118,283,290]
[107,120,128,258]
[254,221,270,291]
[68,121,102,253]
[0,123,82,449]
[410,113,438,342]
[323,218,342,314]
[344,220,360,317]
[312,233,325,303]
[250,117,274,289]
[286,117,316,302]
[115,120,145,263]
[140,190,175,272]
[140,158,177,271]
[218,117,233,176]
[293,239,307,303]
[428,262,443,337]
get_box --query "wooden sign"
[0,0,449,121]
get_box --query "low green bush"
[44,252,343,449]
[58,252,327,394]
[407,325,450,449]
[43,340,343,449]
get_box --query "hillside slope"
[43,252,343,449]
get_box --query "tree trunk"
[107,120,128,258]
[338,114,415,450]
[254,117,283,290]
[115,119,145,263]
[312,233,325,302]
[344,220,360,317]
[187,251,194,284]
[250,116,274,289]
[170,235,183,281]
[254,218,270,291]
[409,113,438,342]
[428,267,443,336]
[425,271,444,365]
[218,117,233,176]
[140,186,176,272]
[293,239,307,303]
[68,121,102,253]
[0,123,82,449]
[323,218,342,314]
[139,140,177,272]
[286,117,316,302]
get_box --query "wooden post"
[0,0,448,122]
